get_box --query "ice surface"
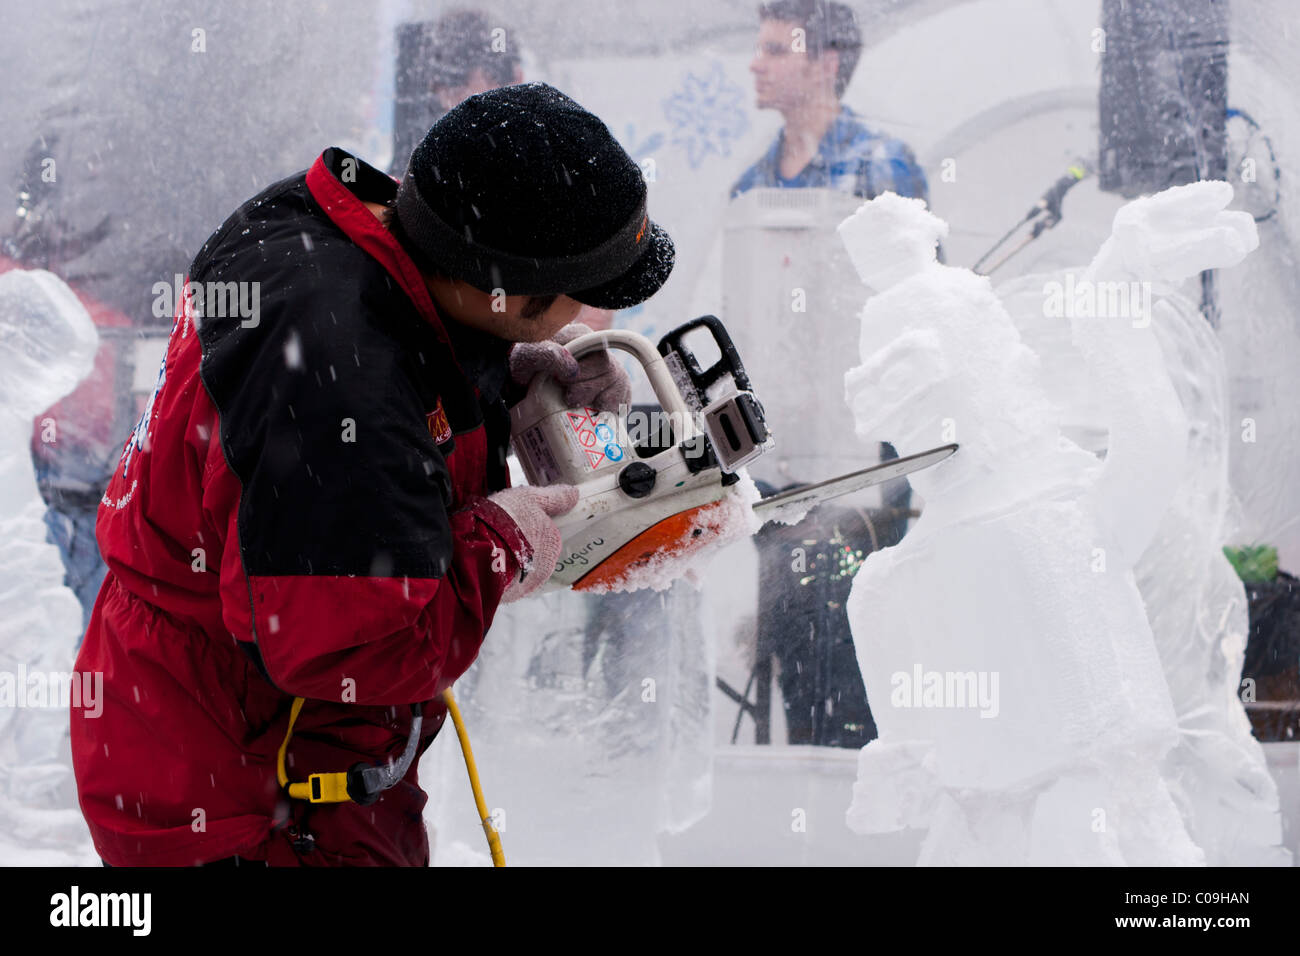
[423,458,723,865]
[1089,182,1256,284]
[425,581,715,865]
[0,270,98,420]
[997,192,1288,865]
[839,186,1275,865]
[838,192,949,294]
[1135,320,1290,864]
[0,269,99,864]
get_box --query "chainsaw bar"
[752,443,958,520]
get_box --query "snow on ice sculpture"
[836,186,1258,865]
[997,184,1289,866]
[0,268,99,861]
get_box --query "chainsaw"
[509,315,957,592]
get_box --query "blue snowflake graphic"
[662,62,749,170]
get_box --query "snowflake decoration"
[662,62,749,170]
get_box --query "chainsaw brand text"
[556,538,605,573]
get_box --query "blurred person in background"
[729,0,929,748]
[390,8,525,176]
[393,9,615,330]
[733,0,927,200]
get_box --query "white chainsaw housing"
[509,329,748,591]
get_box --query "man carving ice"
[71,83,673,866]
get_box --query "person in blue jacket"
[731,0,929,748]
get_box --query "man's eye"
[757,43,789,57]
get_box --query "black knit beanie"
[393,82,675,310]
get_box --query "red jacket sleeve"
[195,274,532,707]
[205,452,529,705]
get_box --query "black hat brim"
[568,220,675,310]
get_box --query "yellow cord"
[441,687,506,867]
[276,696,305,790]
[277,690,503,864]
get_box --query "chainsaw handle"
[552,329,697,428]
[656,315,753,393]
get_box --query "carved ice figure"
[998,183,1287,865]
[0,268,99,860]
[838,185,1259,864]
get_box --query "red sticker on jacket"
[426,399,453,444]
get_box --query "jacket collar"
[305,147,456,352]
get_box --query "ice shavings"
[584,469,763,594]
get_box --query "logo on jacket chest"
[426,398,453,445]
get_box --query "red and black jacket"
[71,148,528,866]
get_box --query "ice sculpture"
[424,582,713,866]
[998,190,1289,866]
[0,268,99,863]
[838,185,1264,865]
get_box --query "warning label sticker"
[565,406,624,472]
[516,424,563,486]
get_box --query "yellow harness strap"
[276,689,505,866]
[275,696,352,803]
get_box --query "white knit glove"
[487,484,580,602]
[508,322,631,412]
